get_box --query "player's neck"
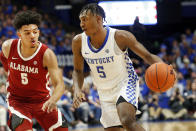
[89,27,107,49]
[20,41,39,58]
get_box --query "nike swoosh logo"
[12,57,18,59]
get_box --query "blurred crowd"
[0,0,195,131]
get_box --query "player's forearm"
[144,54,163,65]
[50,82,65,103]
[72,70,84,90]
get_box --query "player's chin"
[84,31,90,36]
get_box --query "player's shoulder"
[2,39,14,49]
[2,39,15,58]
[43,48,55,59]
[114,29,136,43]
[43,48,57,67]
[72,33,82,44]
[115,29,133,38]
[72,33,83,51]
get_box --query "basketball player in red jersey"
[0,11,68,131]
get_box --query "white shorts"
[97,78,140,128]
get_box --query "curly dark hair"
[80,3,106,22]
[13,10,42,30]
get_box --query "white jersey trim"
[17,39,42,61]
[7,92,32,123]
[48,109,62,131]
[45,72,51,92]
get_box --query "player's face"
[79,10,99,36]
[17,24,40,48]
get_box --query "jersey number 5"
[21,73,28,85]
[96,66,106,78]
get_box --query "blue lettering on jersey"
[84,56,114,65]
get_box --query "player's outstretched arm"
[42,48,66,113]
[72,34,86,108]
[115,30,163,65]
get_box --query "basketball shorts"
[97,78,140,128]
[7,94,66,131]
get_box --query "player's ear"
[38,29,40,35]
[96,15,102,23]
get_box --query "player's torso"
[7,39,50,101]
[81,27,138,90]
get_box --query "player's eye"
[81,18,86,22]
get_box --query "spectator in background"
[184,28,193,44]
[178,57,192,79]
[55,29,64,43]
[180,39,189,56]
[0,82,7,131]
[158,44,167,59]
[57,90,77,127]
[64,33,72,52]
[148,94,162,121]
[190,34,196,50]
[139,77,149,100]
[162,88,187,120]
[47,36,57,53]
[129,16,146,44]
[190,56,196,72]
[0,67,7,84]
[88,85,101,122]
[183,78,196,119]
[167,72,187,97]
[56,40,67,54]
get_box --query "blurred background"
[0,0,195,131]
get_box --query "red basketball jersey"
[7,39,50,102]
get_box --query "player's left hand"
[42,98,57,113]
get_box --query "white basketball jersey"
[81,27,138,90]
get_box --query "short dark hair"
[13,10,41,30]
[80,3,106,22]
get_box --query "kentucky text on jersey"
[10,62,38,74]
[84,56,114,64]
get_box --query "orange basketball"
[145,62,176,93]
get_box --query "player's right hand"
[73,88,86,108]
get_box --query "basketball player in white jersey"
[72,3,163,131]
